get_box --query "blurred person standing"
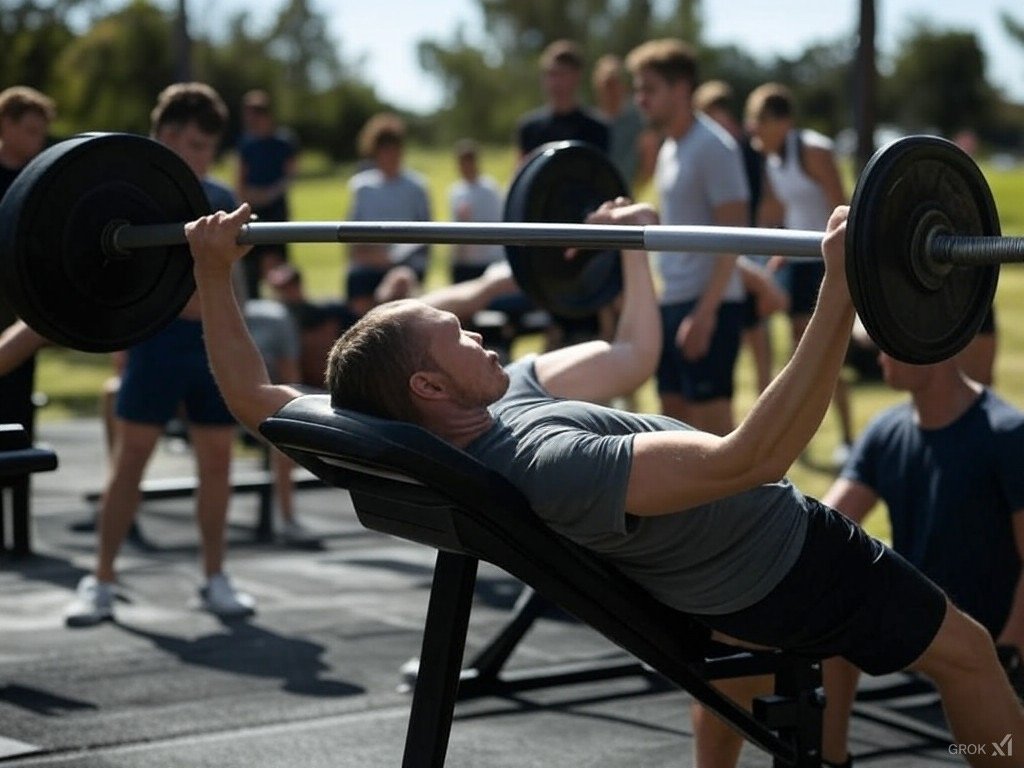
[448,138,505,283]
[235,89,298,298]
[345,113,432,316]
[746,82,854,463]
[0,86,56,442]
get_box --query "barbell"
[0,131,1019,363]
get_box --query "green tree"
[882,22,997,135]
[51,0,175,134]
[0,0,88,111]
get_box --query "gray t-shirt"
[448,176,505,266]
[348,168,432,265]
[466,357,809,615]
[244,299,299,382]
[655,113,749,305]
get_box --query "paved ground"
[0,417,963,766]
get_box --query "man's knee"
[912,602,997,681]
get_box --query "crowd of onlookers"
[1,32,1021,767]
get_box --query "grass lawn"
[34,144,1024,541]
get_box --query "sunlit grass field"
[35,144,1024,541]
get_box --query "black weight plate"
[847,135,999,364]
[504,141,628,319]
[0,132,210,352]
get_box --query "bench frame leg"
[401,549,478,768]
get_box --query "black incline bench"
[261,394,826,768]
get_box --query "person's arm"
[737,257,789,318]
[533,199,661,403]
[624,206,855,516]
[755,175,785,229]
[420,262,517,320]
[674,200,746,361]
[821,477,878,524]
[186,204,302,435]
[997,511,1024,653]
[0,321,50,377]
[803,145,847,208]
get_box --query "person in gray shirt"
[187,199,1024,768]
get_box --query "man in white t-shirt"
[625,39,750,437]
[448,139,505,284]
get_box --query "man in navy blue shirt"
[235,89,298,297]
[821,350,1024,765]
[516,39,609,159]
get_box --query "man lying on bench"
[186,201,1023,768]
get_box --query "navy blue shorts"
[781,261,825,317]
[117,318,234,427]
[657,300,744,402]
[699,500,948,675]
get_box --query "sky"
[315,0,1019,113]
[199,0,1024,113]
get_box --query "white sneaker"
[199,573,256,618]
[65,575,115,627]
[280,518,320,546]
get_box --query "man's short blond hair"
[693,80,734,113]
[625,39,698,87]
[357,112,406,158]
[540,39,584,71]
[592,54,626,90]
[745,82,794,123]
[0,86,56,123]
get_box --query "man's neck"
[0,144,26,170]
[666,107,696,140]
[424,407,494,449]
[548,98,578,116]
[913,369,983,429]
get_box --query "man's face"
[746,113,788,154]
[374,141,403,177]
[415,305,509,408]
[0,110,49,166]
[542,62,580,105]
[157,122,219,178]
[632,68,687,132]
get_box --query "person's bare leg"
[271,446,296,523]
[832,377,854,446]
[912,602,1024,767]
[744,323,773,392]
[659,391,689,422]
[691,675,772,768]
[687,398,734,436]
[96,419,162,582]
[822,656,861,766]
[188,424,235,577]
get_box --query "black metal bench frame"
[0,423,58,557]
[261,394,826,768]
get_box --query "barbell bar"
[109,219,1021,266]
[0,133,1014,362]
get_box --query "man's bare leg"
[189,424,235,577]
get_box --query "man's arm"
[997,511,1024,653]
[533,199,661,403]
[419,261,518,320]
[625,206,855,515]
[0,321,49,377]
[675,199,746,361]
[803,145,847,209]
[186,204,302,435]
[821,477,879,524]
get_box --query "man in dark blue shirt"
[822,351,1024,765]
[235,89,298,298]
[516,39,609,159]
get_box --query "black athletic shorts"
[698,499,947,675]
